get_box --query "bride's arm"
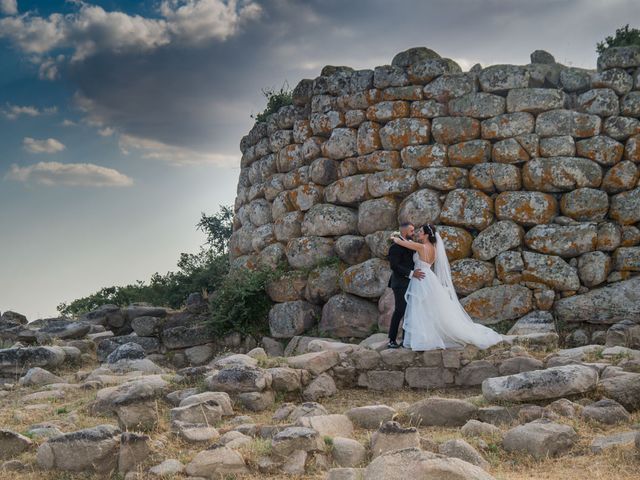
[391,237,423,252]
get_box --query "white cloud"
[61,119,77,127]
[119,133,238,166]
[98,127,114,137]
[160,0,263,44]
[0,1,262,63]
[23,137,66,154]
[3,104,57,119]
[4,161,134,187]
[0,0,17,16]
[38,55,64,80]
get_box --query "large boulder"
[36,425,121,473]
[461,285,533,325]
[364,447,495,480]
[482,364,598,402]
[0,346,66,374]
[339,259,392,298]
[471,220,523,260]
[301,204,358,237]
[205,366,272,393]
[268,301,320,339]
[554,277,640,324]
[502,420,578,459]
[524,223,597,257]
[0,429,33,460]
[495,191,558,226]
[320,294,379,338]
[185,446,248,477]
[600,372,640,411]
[405,397,478,426]
[440,189,494,230]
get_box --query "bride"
[391,224,504,351]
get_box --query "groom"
[387,222,425,349]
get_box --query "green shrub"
[251,83,293,124]
[208,264,285,337]
[597,24,640,54]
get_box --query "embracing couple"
[387,222,503,351]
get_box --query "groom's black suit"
[387,241,415,343]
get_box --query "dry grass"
[1,369,639,480]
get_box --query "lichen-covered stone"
[554,276,640,324]
[576,88,620,116]
[524,223,598,257]
[356,151,402,173]
[320,294,379,338]
[440,189,494,230]
[417,167,469,191]
[448,140,492,167]
[613,246,640,271]
[539,136,575,157]
[472,220,524,261]
[448,92,505,118]
[592,68,634,95]
[461,284,533,325]
[321,128,357,159]
[451,259,495,296]
[479,64,530,93]
[522,251,580,291]
[492,138,530,164]
[366,100,410,122]
[431,117,480,145]
[379,118,430,150]
[324,175,371,206]
[367,169,417,197]
[401,144,448,169]
[358,197,398,235]
[438,226,474,260]
[506,88,566,113]
[286,237,335,269]
[469,163,521,192]
[495,191,558,226]
[339,259,392,298]
[269,301,321,339]
[301,204,358,237]
[523,157,602,192]
[398,188,441,226]
[602,161,639,193]
[423,73,478,103]
[536,109,601,138]
[610,187,640,224]
[576,135,624,166]
[481,112,535,140]
[578,251,611,287]
[335,235,371,265]
[560,188,609,221]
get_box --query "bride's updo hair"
[421,224,437,244]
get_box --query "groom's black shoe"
[387,340,400,349]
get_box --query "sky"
[0,0,638,320]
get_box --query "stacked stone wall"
[230,46,640,344]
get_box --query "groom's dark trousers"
[387,242,415,343]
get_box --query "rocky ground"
[1,321,639,479]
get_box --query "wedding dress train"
[402,251,504,351]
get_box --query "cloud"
[0,0,17,16]
[160,0,263,44]
[3,104,57,119]
[0,1,262,62]
[119,133,238,166]
[4,161,134,187]
[23,137,66,154]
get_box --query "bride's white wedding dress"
[402,237,503,351]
